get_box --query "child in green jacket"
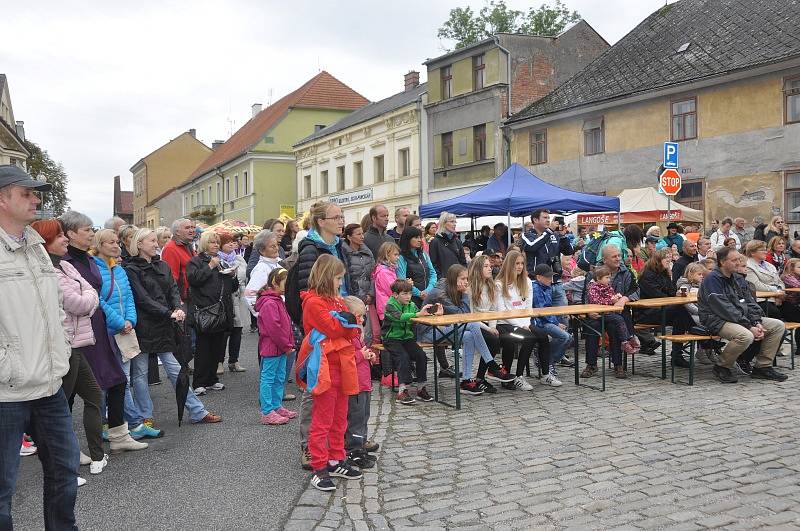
[381,280,441,405]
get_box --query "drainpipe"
[493,35,513,171]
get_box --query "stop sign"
[659,168,682,196]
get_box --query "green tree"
[24,140,70,217]
[438,0,582,50]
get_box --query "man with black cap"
[0,165,79,529]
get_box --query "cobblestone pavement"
[286,352,800,530]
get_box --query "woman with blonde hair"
[124,228,222,423]
[187,230,239,395]
[764,215,788,242]
[494,250,550,391]
[428,211,466,279]
[466,255,504,392]
[155,226,172,255]
[765,235,788,273]
[744,239,785,319]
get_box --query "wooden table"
[412,304,623,407]
[784,288,800,293]
[755,291,784,298]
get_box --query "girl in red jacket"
[298,255,363,491]
[256,268,297,425]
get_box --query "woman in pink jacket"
[371,241,401,322]
[32,220,108,476]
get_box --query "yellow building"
[506,0,800,233]
[0,74,30,168]
[130,129,211,227]
[294,73,427,223]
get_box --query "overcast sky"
[3,0,668,224]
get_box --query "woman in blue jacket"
[92,229,162,439]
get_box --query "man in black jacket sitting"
[698,247,787,384]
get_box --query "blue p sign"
[664,142,679,168]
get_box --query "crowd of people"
[2,159,797,525]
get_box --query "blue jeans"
[551,283,568,324]
[123,354,147,428]
[541,322,572,365]
[420,322,493,381]
[260,354,287,414]
[0,388,79,531]
[134,352,209,423]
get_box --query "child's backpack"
[576,231,611,271]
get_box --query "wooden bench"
[634,323,660,332]
[776,322,800,370]
[657,333,718,386]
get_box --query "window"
[398,149,410,177]
[191,194,195,208]
[583,117,604,156]
[786,172,800,237]
[200,189,205,205]
[353,161,363,187]
[336,166,345,191]
[374,156,384,183]
[234,175,239,198]
[473,54,485,90]
[530,129,547,165]
[225,179,230,201]
[785,77,800,124]
[473,124,486,161]
[207,186,211,204]
[675,179,704,211]
[671,98,697,141]
[304,175,312,199]
[216,182,221,205]
[441,65,452,100]
[244,171,248,195]
[442,132,453,167]
[321,170,328,195]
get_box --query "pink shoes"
[622,339,640,354]
[260,411,289,425]
[276,407,298,419]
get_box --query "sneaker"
[543,372,563,387]
[751,366,788,382]
[283,393,297,401]
[229,362,246,372]
[513,376,533,391]
[209,382,225,391]
[416,387,434,402]
[396,390,415,405]
[713,365,738,384]
[276,406,298,419]
[363,441,380,453]
[622,340,637,354]
[79,451,91,466]
[557,356,575,368]
[131,423,164,439]
[77,477,87,487]
[438,368,456,379]
[198,413,222,423]
[614,366,628,379]
[476,379,497,394]
[348,450,376,469]
[193,386,207,396]
[216,363,224,375]
[328,461,363,480]
[501,381,516,391]
[486,365,515,382]
[89,454,108,475]
[20,439,37,457]
[580,365,597,378]
[301,446,312,470]
[736,357,753,375]
[311,471,336,492]
[629,336,641,348]
[672,354,691,368]
[261,411,289,425]
[459,380,484,395]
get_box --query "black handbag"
[194,282,226,333]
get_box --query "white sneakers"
[514,376,534,391]
[90,454,108,475]
[194,387,207,396]
[543,373,563,387]
[77,477,87,487]
[209,382,225,391]
[79,451,92,466]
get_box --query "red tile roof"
[186,71,368,183]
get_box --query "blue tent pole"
[507,212,511,247]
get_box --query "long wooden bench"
[776,322,800,370]
[658,333,718,386]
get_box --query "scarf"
[67,245,90,266]
[307,228,339,258]
[218,249,237,265]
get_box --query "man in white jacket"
[0,165,78,530]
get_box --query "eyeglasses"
[324,216,345,221]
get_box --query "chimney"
[212,140,225,151]
[188,128,196,138]
[15,121,25,141]
[404,71,420,91]
[251,103,262,117]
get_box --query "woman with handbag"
[187,230,239,395]
[124,228,222,423]
[92,228,164,439]
[60,211,148,453]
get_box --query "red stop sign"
[659,168,682,195]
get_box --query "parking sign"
[664,142,679,169]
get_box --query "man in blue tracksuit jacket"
[521,209,574,313]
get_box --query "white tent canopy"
[618,187,703,222]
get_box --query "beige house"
[0,74,30,167]
[130,129,211,227]
[295,74,428,223]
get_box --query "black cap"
[667,222,680,230]
[0,165,52,192]
[534,263,553,277]
[645,235,660,243]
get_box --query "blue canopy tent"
[420,163,620,218]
